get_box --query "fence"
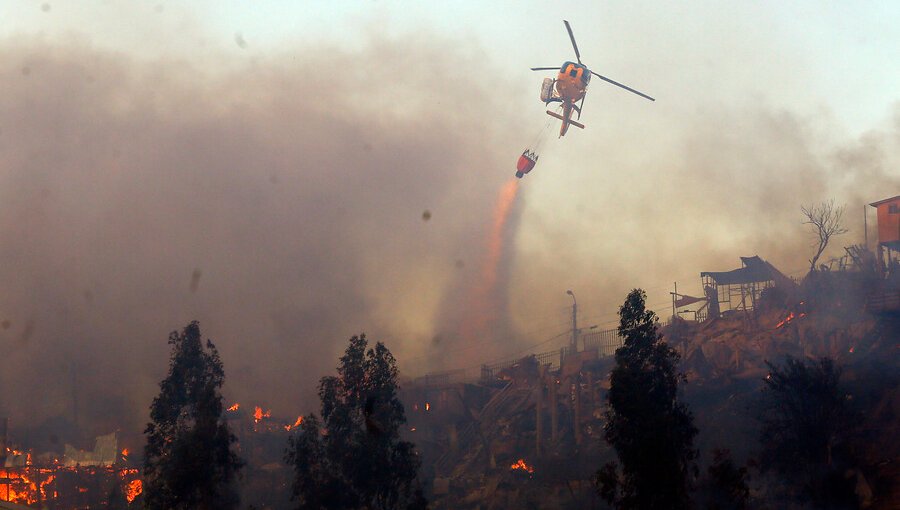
[582,328,622,357]
[413,319,675,387]
[410,368,474,388]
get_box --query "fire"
[125,478,143,503]
[253,406,271,423]
[121,448,129,459]
[284,415,304,431]
[227,403,240,411]
[0,465,143,506]
[775,311,807,329]
[425,402,431,411]
[0,467,38,504]
[510,458,534,473]
[39,474,54,500]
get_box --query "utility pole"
[863,205,868,249]
[566,290,578,352]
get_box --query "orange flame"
[0,465,144,505]
[510,458,534,473]
[227,403,240,411]
[425,402,430,411]
[284,416,304,431]
[125,478,143,503]
[253,406,271,424]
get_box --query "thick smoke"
[508,104,900,336]
[0,36,527,445]
[0,28,898,449]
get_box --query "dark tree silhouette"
[143,321,243,510]
[285,334,425,510]
[704,449,750,510]
[597,289,698,510]
[759,356,851,505]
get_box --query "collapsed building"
[402,348,618,509]
[0,424,142,509]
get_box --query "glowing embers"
[510,458,534,474]
[774,311,807,329]
[227,403,240,412]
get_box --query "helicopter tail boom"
[545,110,584,130]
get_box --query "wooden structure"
[700,256,795,316]
[869,195,900,274]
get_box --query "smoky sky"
[0,35,528,442]
[0,30,898,445]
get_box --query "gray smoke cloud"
[0,29,897,449]
[0,35,528,445]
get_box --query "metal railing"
[582,328,623,357]
[411,368,473,388]
[413,319,676,387]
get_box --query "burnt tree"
[285,334,425,510]
[597,289,698,510]
[143,321,243,510]
[801,199,848,272]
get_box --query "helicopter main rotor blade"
[590,71,655,101]
[531,67,560,71]
[564,20,582,64]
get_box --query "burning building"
[0,427,142,509]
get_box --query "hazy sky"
[0,1,898,438]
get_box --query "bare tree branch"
[801,199,849,272]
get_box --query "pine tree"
[597,289,698,509]
[143,321,243,510]
[285,334,424,510]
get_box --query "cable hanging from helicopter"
[515,108,557,179]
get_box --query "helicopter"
[531,20,655,137]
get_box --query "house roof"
[701,256,795,287]
[869,195,900,207]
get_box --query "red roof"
[869,195,900,207]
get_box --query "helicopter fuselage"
[555,61,590,104]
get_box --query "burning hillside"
[402,262,900,509]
